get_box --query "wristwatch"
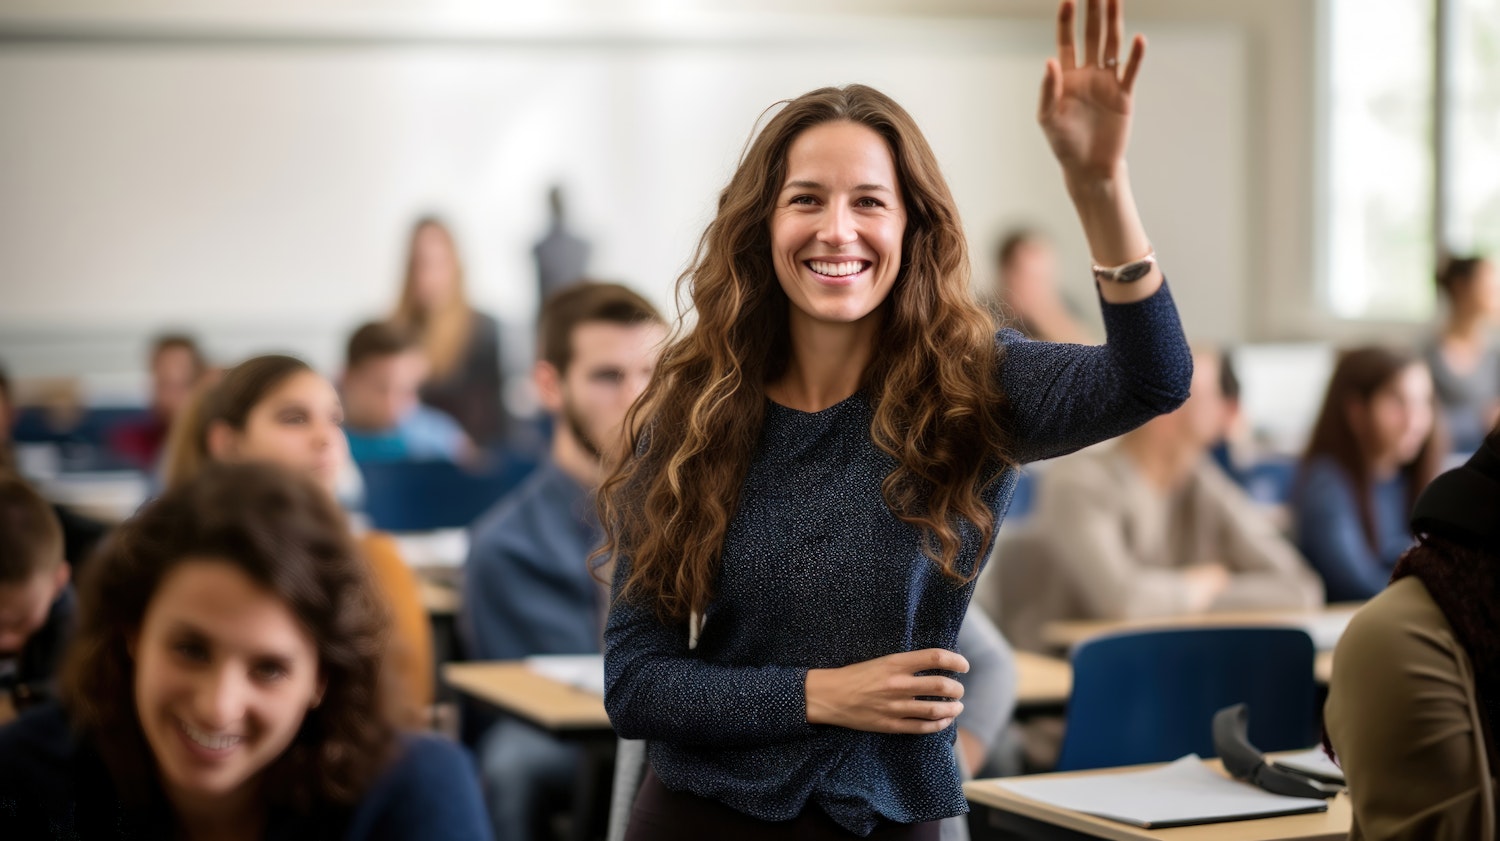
[1091,249,1157,284]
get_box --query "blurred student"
[341,321,472,464]
[462,282,666,840]
[0,463,491,840]
[1207,348,1251,488]
[0,364,110,573]
[995,347,1322,652]
[1325,425,1500,839]
[1293,347,1444,603]
[162,355,433,724]
[390,216,507,448]
[1425,255,1500,455]
[0,473,73,715]
[110,333,210,469]
[992,228,1091,344]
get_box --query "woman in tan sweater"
[162,355,433,724]
[1325,426,1500,840]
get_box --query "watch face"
[1117,260,1154,283]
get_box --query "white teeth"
[808,260,867,277]
[180,719,242,751]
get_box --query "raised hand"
[805,648,969,735]
[1037,0,1146,183]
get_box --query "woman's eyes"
[252,662,289,683]
[787,195,885,208]
[173,640,209,661]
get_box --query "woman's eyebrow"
[781,180,894,193]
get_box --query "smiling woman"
[598,1,1193,838]
[0,463,492,841]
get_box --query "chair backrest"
[359,455,538,532]
[1056,626,1317,771]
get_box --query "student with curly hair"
[0,462,490,840]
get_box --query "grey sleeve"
[954,604,1017,754]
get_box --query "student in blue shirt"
[1293,346,1444,602]
[0,463,491,841]
[341,321,473,464]
[463,281,668,841]
[597,2,1193,837]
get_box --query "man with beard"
[462,281,666,841]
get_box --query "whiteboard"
[0,19,1246,381]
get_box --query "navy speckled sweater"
[604,282,1192,835]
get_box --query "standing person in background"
[110,333,210,470]
[1425,255,1500,455]
[161,356,434,726]
[993,228,1091,344]
[992,346,1323,653]
[391,216,508,448]
[0,463,491,840]
[341,321,473,464]
[533,187,593,300]
[1293,347,1444,603]
[599,0,1193,835]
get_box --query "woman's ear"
[205,419,237,461]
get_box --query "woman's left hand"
[1037,0,1145,183]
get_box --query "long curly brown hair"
[599,84,1011,624]
[61,462,396,813]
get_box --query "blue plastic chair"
[359,455,539,532]
[1056,626,1317,771]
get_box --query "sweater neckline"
[764,391,863,418]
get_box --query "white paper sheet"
[1296,612,1354,652]
[991,755,1329,828]
[526,654,606,696]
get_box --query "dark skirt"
[624,768,943,841]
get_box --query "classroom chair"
[1056,626,1317,772]
[359,455,539,532]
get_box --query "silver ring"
[1105,57,1118,68]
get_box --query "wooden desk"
[443,660,611,733]
[966,758,1350,841]
[419,577,459,617]
[1042,606,1361,652]
[1015,651,1073,709]
[1042,606,1359,688]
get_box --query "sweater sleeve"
[1293,460,1392,602]
[346,736,493,841]
[1197,464,1325,611]
[1032,456,1196,618]
[602,557,818,747]
[1001,281,1192,465]
[359,534,435,716]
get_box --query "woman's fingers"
[1055,0,1078,69]
[1083,0,1104,67]
[1103,0,1123,72]
[1037,58,1063,121]
[900,647,970,674]
[1121,34,1147,93]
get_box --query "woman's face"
[132,559,322,810]
[213,371,345,494]
[411,224,458,309]
[769,121,908,332]
[1360,363,1435,468]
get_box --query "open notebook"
[990,755,1330,829]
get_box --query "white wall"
[0,2,1259,390]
